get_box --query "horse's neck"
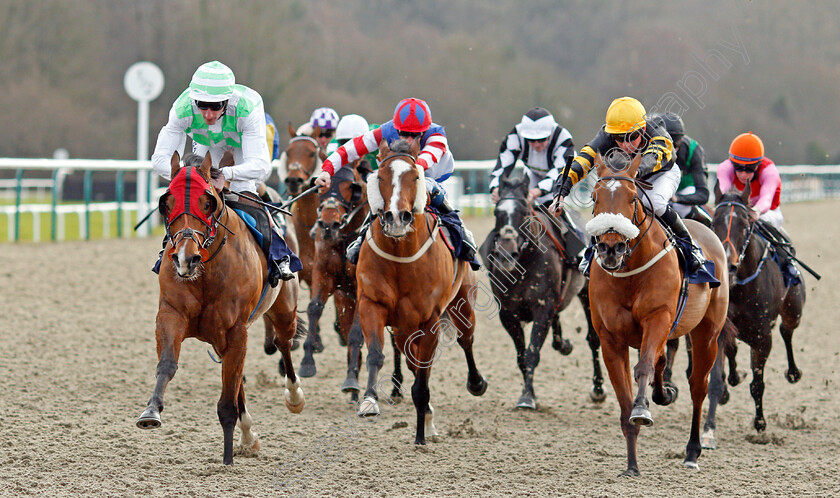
[742,229,768,270]
[628,211,669,265]
[292,195,318,227]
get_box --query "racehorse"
[137,152,305,466]
[481,174,605,409]
[700,182,806,449]
[298,161,405,403]
[355,139,488,445]
[586,153,729,475]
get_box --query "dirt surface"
[1,200,839,497]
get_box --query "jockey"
[309,107,340,150]
[716,132,800,283]
[653,113,712,225]
[489,107,575,205]
[551,96,709,275]
[314,97,478,265]
[150,60,300,285]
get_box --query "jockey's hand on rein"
[550,196,564,216]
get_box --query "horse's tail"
[295,314,308,341]
[719,316,738,354]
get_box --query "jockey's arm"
[216,107,271,185]
[638,131,674,178]
[754,160,781,214]
[715,160,736,193]
[150,107,190,181]
[317,127,383,188]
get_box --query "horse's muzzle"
[317,220,342,241]
[379,210,413,238]
[596,240,628,271]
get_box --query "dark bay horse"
[480,174,605,409]
[586,154,729,475]
[355,139,487,445]
[137,152,305,465]
[700,183,806,449]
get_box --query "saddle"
[426,207,481,270]
[225,193,274,257]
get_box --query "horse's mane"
[500,173,528,192]
[182,153,221,179]
[389,139,412,154]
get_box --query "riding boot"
[152,235,170,274]
[661,205,706,273]
[268,256,294,287]
[461,226,478,262]
[346,212,374,264]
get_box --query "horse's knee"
[155,359,178,379]
[307,299,325,318]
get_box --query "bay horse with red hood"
[585,153,729,475]
[355,139,488,445]
[137,152,305,466]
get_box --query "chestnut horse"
[699,183,806,449]
[355,139,488,445]
[586,154,729,475]
[137,152,305,466]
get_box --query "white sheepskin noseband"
[585,212,640,239]
[366,159,426,214]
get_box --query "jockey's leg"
[646,165,706,274]
[152,234,170,274]
[345,212,374,264]
[758,210,801,285]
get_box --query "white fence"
[2,157,840,242]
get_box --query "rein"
[592,175,657,266]
[714,200,754,270]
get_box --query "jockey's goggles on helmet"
[733,161,760,173]
[398,130,423,139]
[526,137,548,144]
[614,128,643,144]
[195,100,226,111]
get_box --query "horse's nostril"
[383,211,394,223]
[400,211,412,224]
[190,255,201,268]
[171,253,179,264]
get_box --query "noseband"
[493,197,533,255]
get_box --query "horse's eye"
[310,152,316,158]
[204,201,212,211]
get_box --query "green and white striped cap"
[188,61,235,102]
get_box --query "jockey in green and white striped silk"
[151,61,271,195]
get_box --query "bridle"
[317,175,366,234]
[492,196,534,255]
[714,199,768,285]
[285,135,321,180]
[591,175,655,262]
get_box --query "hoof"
[683,460,700,470]
[729,369,747,387]
[620,468,640,477]
[719,388,730,405]
[754,417,766,432]
[466,376,488,396]
[264,342,277,355]
[284,389,305,414]
[590,386,607,403]
[136,407,161,429]
[235,437,261,457]
[553,339,573,356]
[340,377,361,393]
[785,368,802,384]
[653,386,677,406]
[290,338,300,351]
[390,388,404,401]
[701,428,716,450]
[298,360,317,378]
[357,396,380,417]
[516,394,537,410]
[629,406,653,426]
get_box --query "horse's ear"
[627,153,642,178]
[219,150,234,168]
[409,136,421,158]
[312,125,321,138]
[287,122,295,138]
[170,151,181,180]
[593,153,606,177]
[741,178,752,203]
[713,179,723,204]
[377,140,391,161]
[200,152,213,181]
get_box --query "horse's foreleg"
[631,312,672,426]
[300,293,328,378]
[500,310,529,407]
[390,333,404,401]
[600,338,640,476]
[750,337,771,432]
[551,312,573,355]
[341,311,363,399]
[218,331,247,466]
[685,323,719,470]
[357,298,386,417]
[578,290,606,403]
[520,307,554,409]
[449,296,487,399]
[137,313,186,430]
[780,285,804,383]
[651,353,677,407]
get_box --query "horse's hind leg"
[685,323,720,470]
[235,382,260,456]
[578,288,606,403]
[137,312,186,430]
[357,298,387,418]
[500,309,530,408]
[390,332,405,401]
[449,295,488,398]
[342,313,363,401]
[300,295,327,378]
[652,353,677,407]
[780,285,805,383]
[663,338,680,398]
[519,305,554,409]
[701,335,728,450]
[749,337,771,432]
[218,329,247,465]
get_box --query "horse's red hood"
[165,166,215,228]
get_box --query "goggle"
[526,137,548,144]
[398,130,422,139]
[195,100,226,111]
[733,162,759,173]
[614,129,643,144]
[319,130,335,139]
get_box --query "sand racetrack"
[1,200,839,497]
